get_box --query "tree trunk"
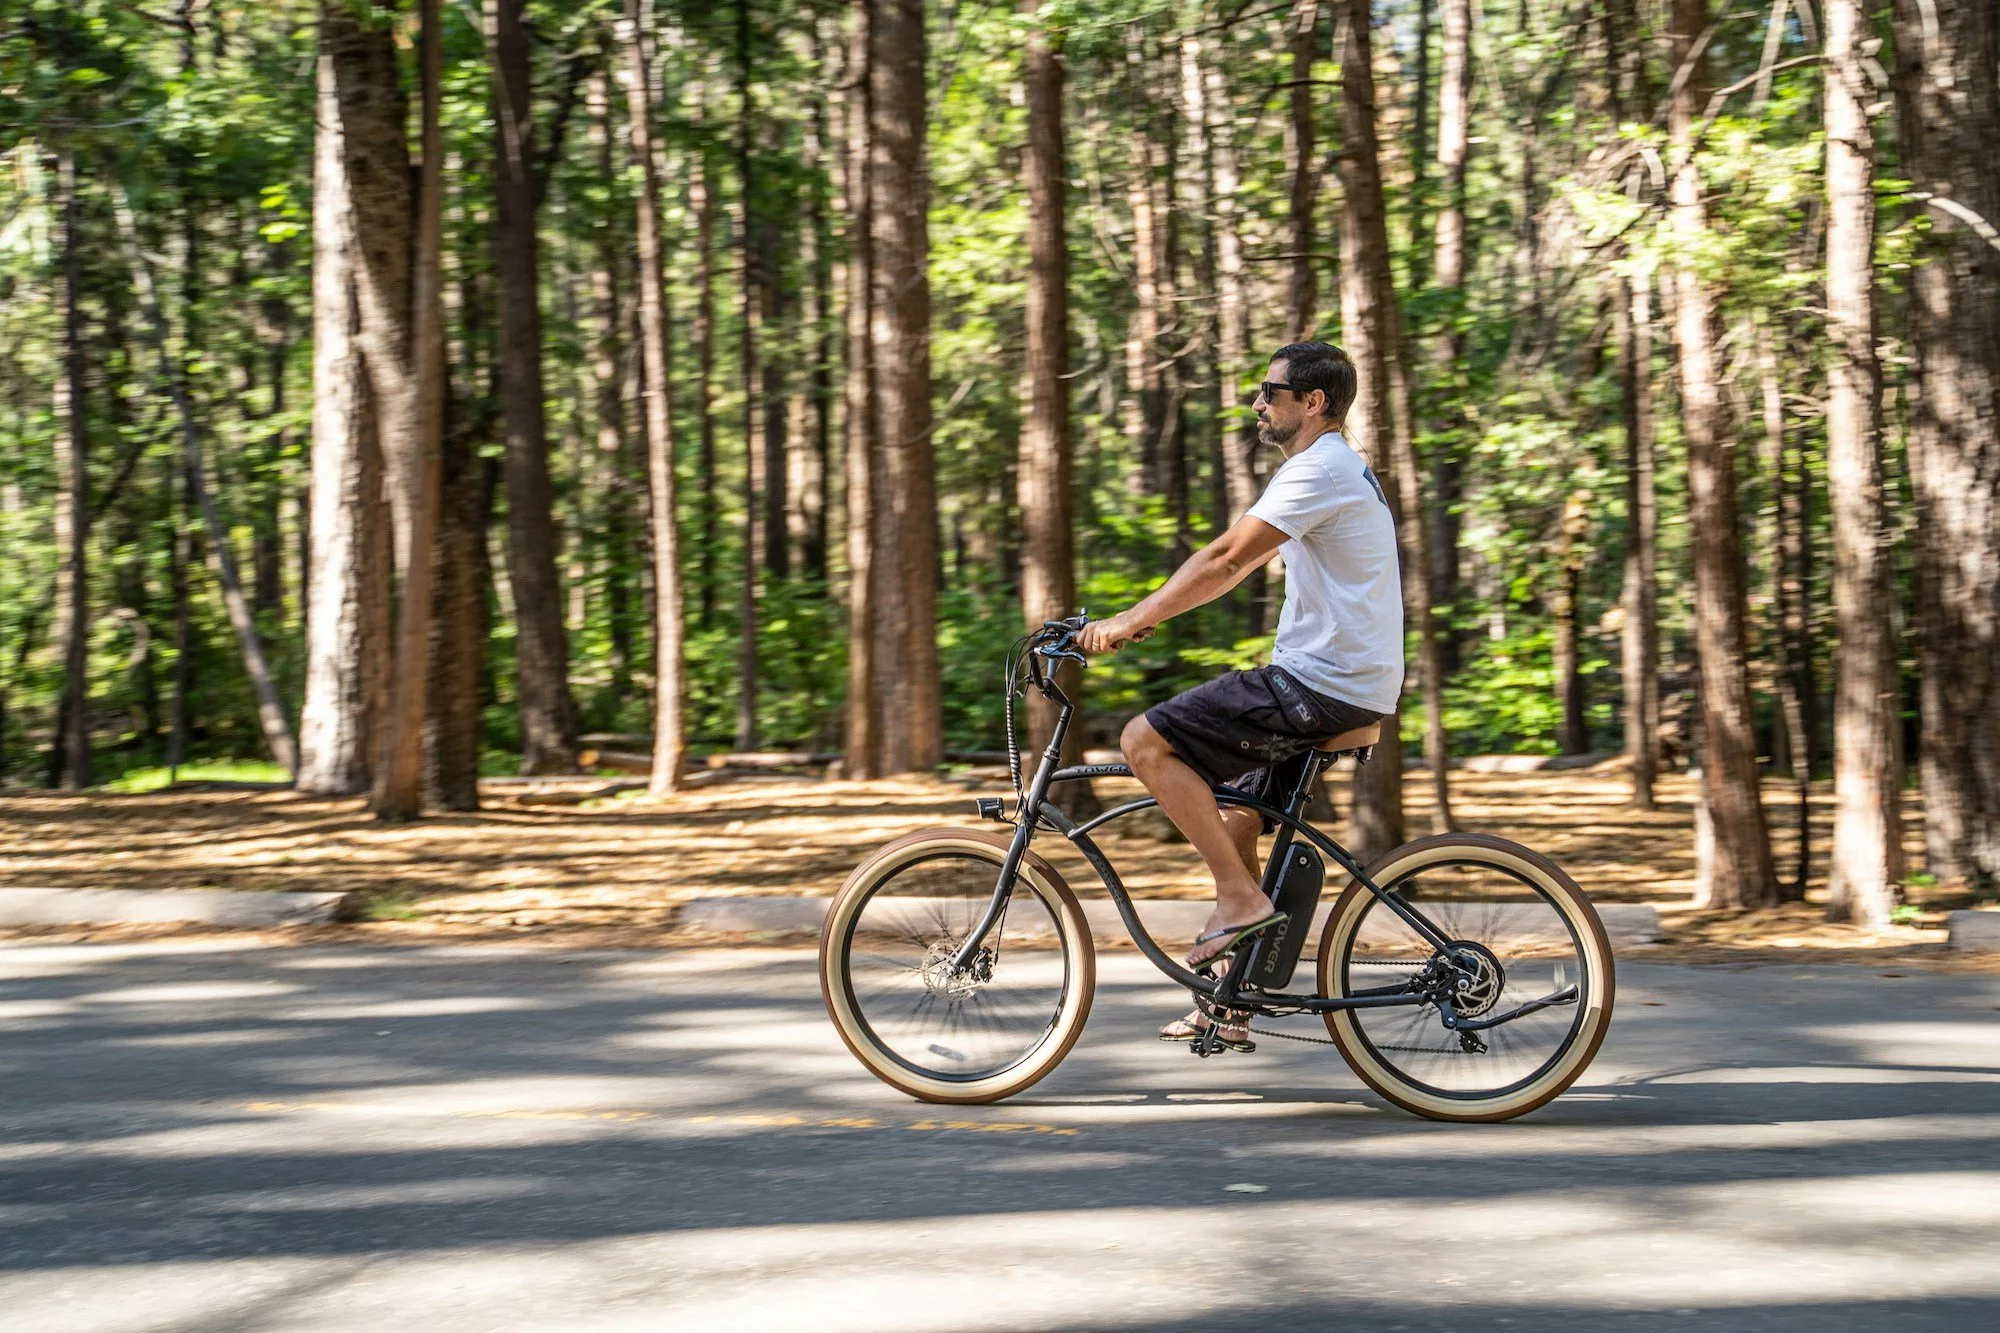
[1124,25,1167,500]
[735,0,761,750]
[1671,0,1779,908]
[1553,491,1590,754]
[1182,37,1228,540]
[1020,3,1097,818]
[254,338,285,620]
[623,0,688,796]
[1618,276,1660,808]
[1339,0,1405,860]
[760,215,791,583]
[586,69,635,699]
[1893,0,2000,890]
[801,64,833,581]
[842,0,880,779]
[168,460,192,779]
[430,162,494,812]
[1204,41,1257,544]
[1394,348,1453,833]
[255,328,289,623]
[868,0,942,775]
[49,150,90,791]
[426,402,486,811]
[1286,0,1321,339]
[690,83,720,627]
[1824,0,1896,920]
[369,0,447,820]
[1756,316,1809,895]
[489,0,577,775]
[299,26,390,795]
[1820,0,1903,922]
[1430,0,1472,676]
[1409,0,1433,291]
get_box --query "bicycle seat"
[1315,723,1381,755]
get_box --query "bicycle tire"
[1315,832,1616,1122]
[820,827,1096,1104]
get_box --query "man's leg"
[1122,715,1272,938]
[1219,805,1263,883]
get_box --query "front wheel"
[1316,833,1615,1122]
[820,828,1096,1104]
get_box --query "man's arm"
[1076,516,1290,654]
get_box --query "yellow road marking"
[237,1102,1078,1136]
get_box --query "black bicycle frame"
[946,684,1466,1021]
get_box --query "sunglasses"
[1255,381,1306,403]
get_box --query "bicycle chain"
[1245,962,1467,1054]
[1243,1021,1468,1054]
[1220,959,1459,1052]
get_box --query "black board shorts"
[1144,665,1385,814]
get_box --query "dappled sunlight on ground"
[0,765,1952,960]
[0,944,1996,1328]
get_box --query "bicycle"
[819,615,1616,1122]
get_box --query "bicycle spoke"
[1342,856,1591,1099]
[839,850,1071,1081]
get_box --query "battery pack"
[1245,841,1325,990]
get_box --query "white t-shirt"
[1245,431,1405,713]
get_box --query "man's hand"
[1073,517,1287,656]
[1078,613,1155,655]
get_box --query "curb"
[678,896,1663,948]
[0,888,361,928]
[1947,910,2000,953]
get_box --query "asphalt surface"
[1,940,1997,1332]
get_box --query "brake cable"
[1002,633,1031,803]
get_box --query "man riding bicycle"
[1077,341,1404,1048]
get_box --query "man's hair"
[1271,341,1358,424]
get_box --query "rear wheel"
[1316,833,1615,1122]
[820,828,1095,1104]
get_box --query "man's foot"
[1184,911,1287,971]
[1158,1007,1254,1053]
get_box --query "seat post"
[1285,749,1330,818]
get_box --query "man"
[1077,341,1404,1046]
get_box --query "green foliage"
[0,0,1926,794]
[102,759,290,793]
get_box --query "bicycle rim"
[838,851,1075,1085]
[1319,836,1613,1120]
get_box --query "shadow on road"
[1,943,1996,1328]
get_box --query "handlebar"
[1025,614,1090,699]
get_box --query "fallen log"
[578,741,839,772]
[578,749,655,775]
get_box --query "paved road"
[1,941,1997,1332]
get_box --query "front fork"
[944,698,1072,975]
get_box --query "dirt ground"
[0,758,1978,966]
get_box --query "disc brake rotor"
[920,939,991,999]
[1444,940,1505,1018]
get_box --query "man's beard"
[1259,417,1300,448]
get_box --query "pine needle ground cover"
[0,768,1966,964]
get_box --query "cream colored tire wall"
[1315,832,1616,1122]
[819,827,1097,1105]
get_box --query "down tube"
[1034,805,1222,996]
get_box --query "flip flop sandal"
[1184,911,1287,972]
[1157,1008,1255,1053]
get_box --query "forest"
[0,0,1995,927]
